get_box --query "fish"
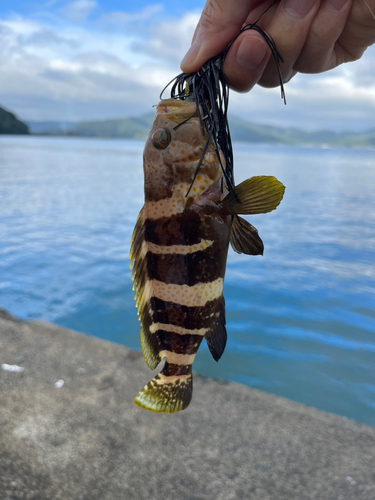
[130,98,285,413]
[130,10,286,413]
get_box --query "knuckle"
[200,2,224,31]
[199,0,239,33]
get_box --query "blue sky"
[0,0,204,17]
[0,0,374,131]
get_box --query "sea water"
[0,136,374,425]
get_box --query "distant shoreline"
[2,132,374,150]
[1,101,374,147]
[1,102,374,147]
[25,115,375,148]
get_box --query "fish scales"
[131,99,285,413]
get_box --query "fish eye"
[152,128,171,149]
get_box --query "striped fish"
[130,98,285,413]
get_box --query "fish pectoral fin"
[221,176,285,215]
[205,305,227,362]
[230,216,264,256]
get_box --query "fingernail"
[181,41,201,69]
[236,36,269,71]
[324,0,348,10]
[285,0,316,19]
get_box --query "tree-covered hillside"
[0,106,29,135]
[25,113,375,148]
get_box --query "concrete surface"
[1,307,375,500]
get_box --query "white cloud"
[0,5,374,131]
[100,4,164,29]
[227,53,375,132]
[0,11,176,121]
[60,0,97,22]
[132,11,199,65]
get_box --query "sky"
[0,0,374,131]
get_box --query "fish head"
[143,99,225,206]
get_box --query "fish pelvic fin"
[221,176,285,215]
[134,369,193,413]
[205,300,227,362]
[230,216,264,256]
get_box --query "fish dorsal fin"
[230,216,264,255]
[130,207,161,370]
[205,301,227,362]
[221,176,285,215]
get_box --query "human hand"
[180,0,375,92]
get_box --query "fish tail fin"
[134,368,193,413]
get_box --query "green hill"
[65,114,375,148]
[228,117,375,147]
[0,106,29,135]
[24,112,375,148]
[26,121,78,135]
[336,130,375,148]
[66,114,155,139]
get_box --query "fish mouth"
[157,99,197,123]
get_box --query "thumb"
[180,0,254,73]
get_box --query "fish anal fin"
[230,216,264,255]
[205,305,227,362]
[140,325,160,370]
[221,176,285,215]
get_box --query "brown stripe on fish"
[161,362,193,376]
[145,211,202,246]
[148,296,224,330]
[157,331,203,354]
[145,244,228,285]
[154,372,191,384]
[140,329,203,363]
[145,210,232,248]
[142,153,175,202]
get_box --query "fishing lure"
[130,13,286,413]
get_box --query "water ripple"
[1,137,375,425]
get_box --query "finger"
[180,0,254,73]
[294,0,352,73]
[257,0,321,88]
[222,30,272,92]
[337,0,375,62]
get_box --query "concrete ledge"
[1,308,375,499]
